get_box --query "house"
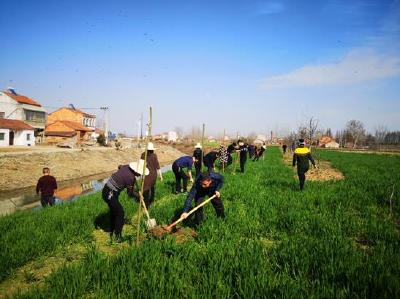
[45,120,91,145]
[325,141,340,148]
[0,88,47,142]
[47,106,96,133]
[46,106,97,143]
[318,136,333,147]
[0,118,35,147]
[168,131,178,142]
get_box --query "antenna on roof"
[69,104,76,110]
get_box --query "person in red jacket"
[36,167,58,207]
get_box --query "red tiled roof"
[0,119,34,130]
[45,131,77,137]
[4,91,42,107]
[59,120,91,131]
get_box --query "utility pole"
[140,113,143,141]
[100,107,109,144]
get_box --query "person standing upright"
[193,143,203,178]
[282,144,287,154]
[36,167,58,207]
[292,139,317,190]
[238,141,248,173]
[141,142,163,209]
[172,155,195,194]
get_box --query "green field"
[1,147,399,298]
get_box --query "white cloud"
[262,49,400,89]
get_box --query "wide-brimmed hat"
[147,142,156,151]
[238,141,244,146]
[129,159,149,176]
[194,143,202,149]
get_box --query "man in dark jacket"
[203,150,218,172]
[192,143,203,178]
[172,156,194,193]
[253,143,266,161]
[141,142,163,209]
[181,172,225,225]
[238,141,248,173]
[102,161,148,242]
[292,139,317,190]
[36,167,58,207]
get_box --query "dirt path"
[282,152,344,181]
[0,144,184,192]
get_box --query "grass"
[1,147,399,298]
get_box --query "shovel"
[150,194,218,237]
[138,192,157,229]
[167,194,217,230]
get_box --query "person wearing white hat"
[102,161,149,242]
[237,140,249,173]
[140,142,163,208]
[193,143,203,178]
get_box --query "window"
[27,134,31,141]
[0,133,4,140]
[24,110,45,122]
[0,112,5,119]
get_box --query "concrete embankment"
[0,145,183,191]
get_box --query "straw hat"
[129,159,149,175]
[147,142,156,151]
[238,141,244,146]
[194,143,202,149]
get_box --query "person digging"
[292,139,317,190]
[180,172,225,226]
[102,160,149,243]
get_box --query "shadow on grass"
[94,212,111,233]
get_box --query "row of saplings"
[102,139,315,243]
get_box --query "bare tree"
[346,120,365,148]
[298,116,319,147]
[374,125,388,150]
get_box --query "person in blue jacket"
[172,155,195,193]
[181,172,225,225]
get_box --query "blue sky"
[1,0,399,136]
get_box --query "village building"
[0,88,47,143]
[46,106,97,145]
[45,120,91,145]
[0,118,35,147]
[168,131,178,142]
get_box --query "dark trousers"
[204,162,214,173]
[240,157,247,173]
[102,185,124,236]
[297,170,307,190]
[41,195,55,207]
[193,194,225,225]
[172,163,188,192]
[143,185,155,209]
[194,162,202,178]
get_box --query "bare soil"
[0,144,184,191]
[283,152,344,181]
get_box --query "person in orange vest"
[292,139,317,190]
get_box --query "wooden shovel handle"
[167,194,218,230]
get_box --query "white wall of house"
[0,128,9,146]
[168,131,178,142]
[0,92,23,120]
[13,129,35,146]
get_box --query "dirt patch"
[149,225,198,244]
[283,153,344,181]
[0,144,184,192]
